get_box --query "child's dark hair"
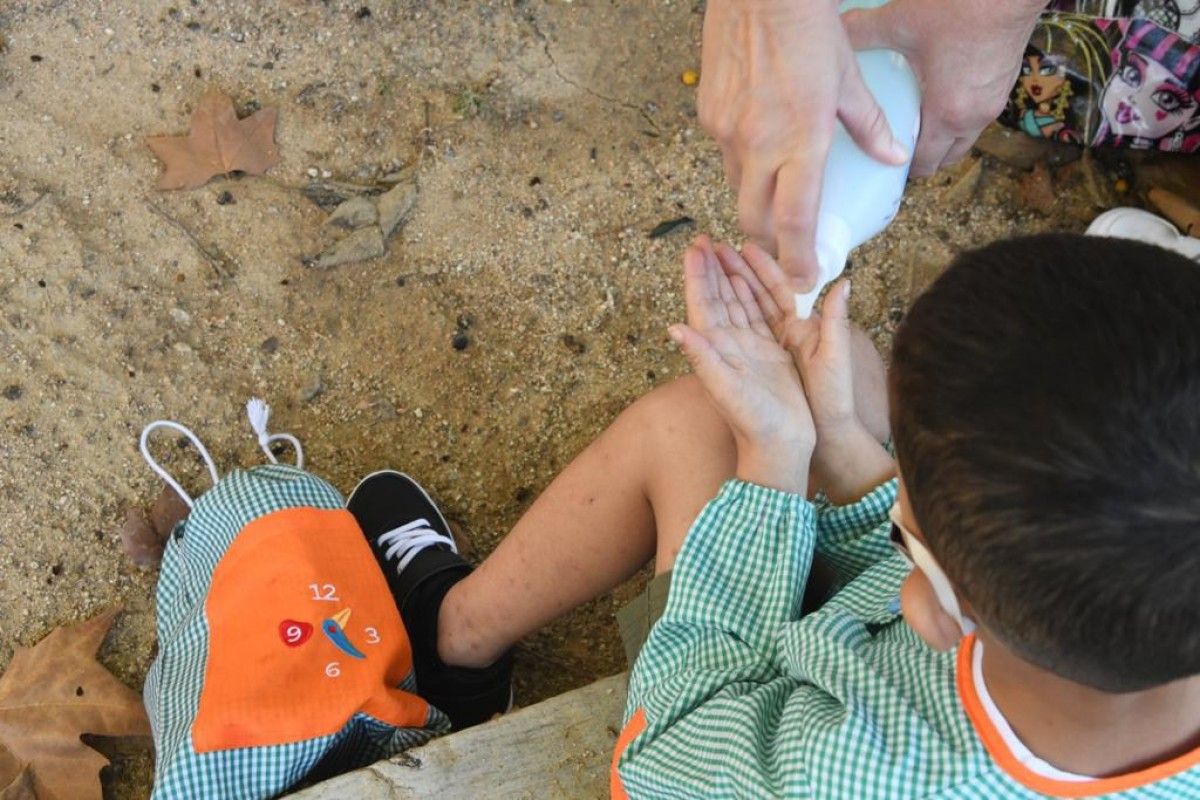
[891,233,1200,692]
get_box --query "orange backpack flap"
[192,507,430,752]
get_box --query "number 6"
[325,661,341,678]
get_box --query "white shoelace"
[377,518,456,572]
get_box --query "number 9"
[285,625,303,644]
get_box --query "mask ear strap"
[245,398,304,469]
[905,534,977,636]
[890,501,975,636]
[139,421,220,509]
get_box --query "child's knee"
[630,375,721,434]
[620,376,733,462]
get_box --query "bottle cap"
[794,214,853,318]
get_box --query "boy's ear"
[900,570,965,651]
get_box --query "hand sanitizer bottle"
[794,0,921,318]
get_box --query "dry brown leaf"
[940,157,983,206]
[0,772,35,800]
[146,90,279,190]
[149,485,189,540]
[0,611,150,800]
[1017,162,1057,216]
[0,744,35,800]
[377,180,419,238]
[973,122,1080,171]
[309,226,386,269]
[120,507,163,568]
[1130,156,1200,208]
[1149,187,1200,238]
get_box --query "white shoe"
[1086,208,1200,261]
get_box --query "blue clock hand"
[321,608,366,659]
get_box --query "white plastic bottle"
[794,0,921,318]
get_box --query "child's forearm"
[816,424,895,506]
[735,437,811,496]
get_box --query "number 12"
[309,583,339,602]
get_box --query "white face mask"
[889,502,976,637]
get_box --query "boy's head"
[890,233,1200,692]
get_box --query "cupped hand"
[842,0,1044,176]
[669,236,815,494]
[712,242,857,439]
[698,0,907,291]
[716,241,894,503]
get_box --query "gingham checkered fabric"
[144,465,446,799]
[617,479,1200,798]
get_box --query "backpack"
[139,400,447,799]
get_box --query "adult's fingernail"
[844,281,852,299]
[668,326,683,344]
[889,139,909,163]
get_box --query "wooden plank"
[289,673,628,800]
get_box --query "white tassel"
[246,397,272,450]
[246,397,304,469]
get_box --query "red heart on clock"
[279,619,313,647]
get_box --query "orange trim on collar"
[956,635,1200,798]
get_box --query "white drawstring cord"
[246,397,304,469]
[139,399,304,508]
[138,420,220,509]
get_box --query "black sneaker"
[347,470,468,608]
[347,470,513,730]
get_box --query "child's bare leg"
[438,329,888,670]
[438,376,735,668]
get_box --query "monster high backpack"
[139,400,463,799]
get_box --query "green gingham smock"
[614,479,1200,799]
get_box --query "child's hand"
[669,237,815,495]
[715,242,893,503]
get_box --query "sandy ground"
[1,1,1189,797]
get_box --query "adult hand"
[842,0,1045,176]
[668,236,815,494]
[698,0,909,291]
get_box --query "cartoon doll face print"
[1102,51,1199,140]
[1020,54,1069,104]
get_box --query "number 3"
[309,583,339,602]
[365,627,380,644]
[325,661,341,678]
